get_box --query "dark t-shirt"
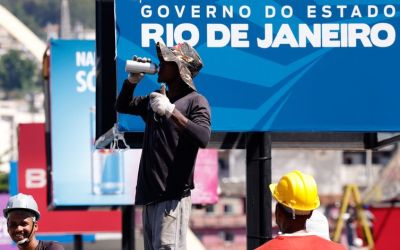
[35,240,64,250]
[116,80,211,205]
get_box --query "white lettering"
[158,5,169,18]
[141,5,152,18]
[207,24,231,47]
[337,5,347,18]
[257,23,395,48]
[351,5,362,18]
[141,23,199,47]
[231,24,249,47]
[265,6,275,18]
[174,23,199,45]
[239,6,251,18]
[76,52,95,67]
[368,5,378,18]
[76,67,95,93]
[26,169,46,189]
[321,6,332,18]
[348,24,372,47]
[191,5,200,18]
[206,5,216,18]
[298,24,321,47]
[322,23,341,47]
[272,24,298,47]
[307,5,316,18]
[281,6,293,19]
[141,23,164,47]
[384,5,396,18]
[370,23,396,47]
[76,71,87,92]
[175,5,185,18]
[222,5,233,18]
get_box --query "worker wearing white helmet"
[3,193,64,250]
[256,170,346,250]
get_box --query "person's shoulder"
[189,91,210,106]
[254,237,285,250]
[329,240,347,250]
[188,90,205,99]
[256,235,346,250]
[311,236,346,249]
[43,241,65,250]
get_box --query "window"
[219,158,228,170]
[218,158,229,178]
[224,204,233,214]
[220,231,235,242]
[343,151,366,165]
[372,151,393,165]
[205,205,214,214]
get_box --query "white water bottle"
[125,60,158,74]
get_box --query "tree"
[70,0,95,29]
[0,172,9,193]
[0,50,40,99]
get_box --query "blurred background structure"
[1,1,400,250]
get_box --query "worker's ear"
[306,211,313,219]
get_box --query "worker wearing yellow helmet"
[256,170,346,250]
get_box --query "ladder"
[333,184,374,249]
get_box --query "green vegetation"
[0,172,9,193]
[0,0,95,99]
[0,50,41,99]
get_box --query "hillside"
[0,0,94,39]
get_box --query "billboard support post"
[122,205,135,250]
[95,0,116,141]
[246,133,272,249]
[73,235,83,250]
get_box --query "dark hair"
[7,209,37,221]
[277,203,312,220]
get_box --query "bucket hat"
[156,42,203,90]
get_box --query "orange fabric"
[255,235,346,250]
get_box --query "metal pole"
[73,234,83,250]
[246,132,272,249]
[122,205,135,250]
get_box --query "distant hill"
[0,0,94,39]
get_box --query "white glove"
[127,72,144,84]
[150,92,175,118]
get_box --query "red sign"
[18,123,121,233]
[371,206,400,250]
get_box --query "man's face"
[157,60,179,83]
[7,211,37,243]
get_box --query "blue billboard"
[114,0,400,132]
[49,40,139,206]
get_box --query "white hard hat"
[3,193,40,220]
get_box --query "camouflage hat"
[156,42,203,90]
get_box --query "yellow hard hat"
[269,170,320,214]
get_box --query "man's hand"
[127,56,151,84]
[128,72,144,84]
[150,92,175,118]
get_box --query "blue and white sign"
[49,40,139,206]
[115,0,400,132]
